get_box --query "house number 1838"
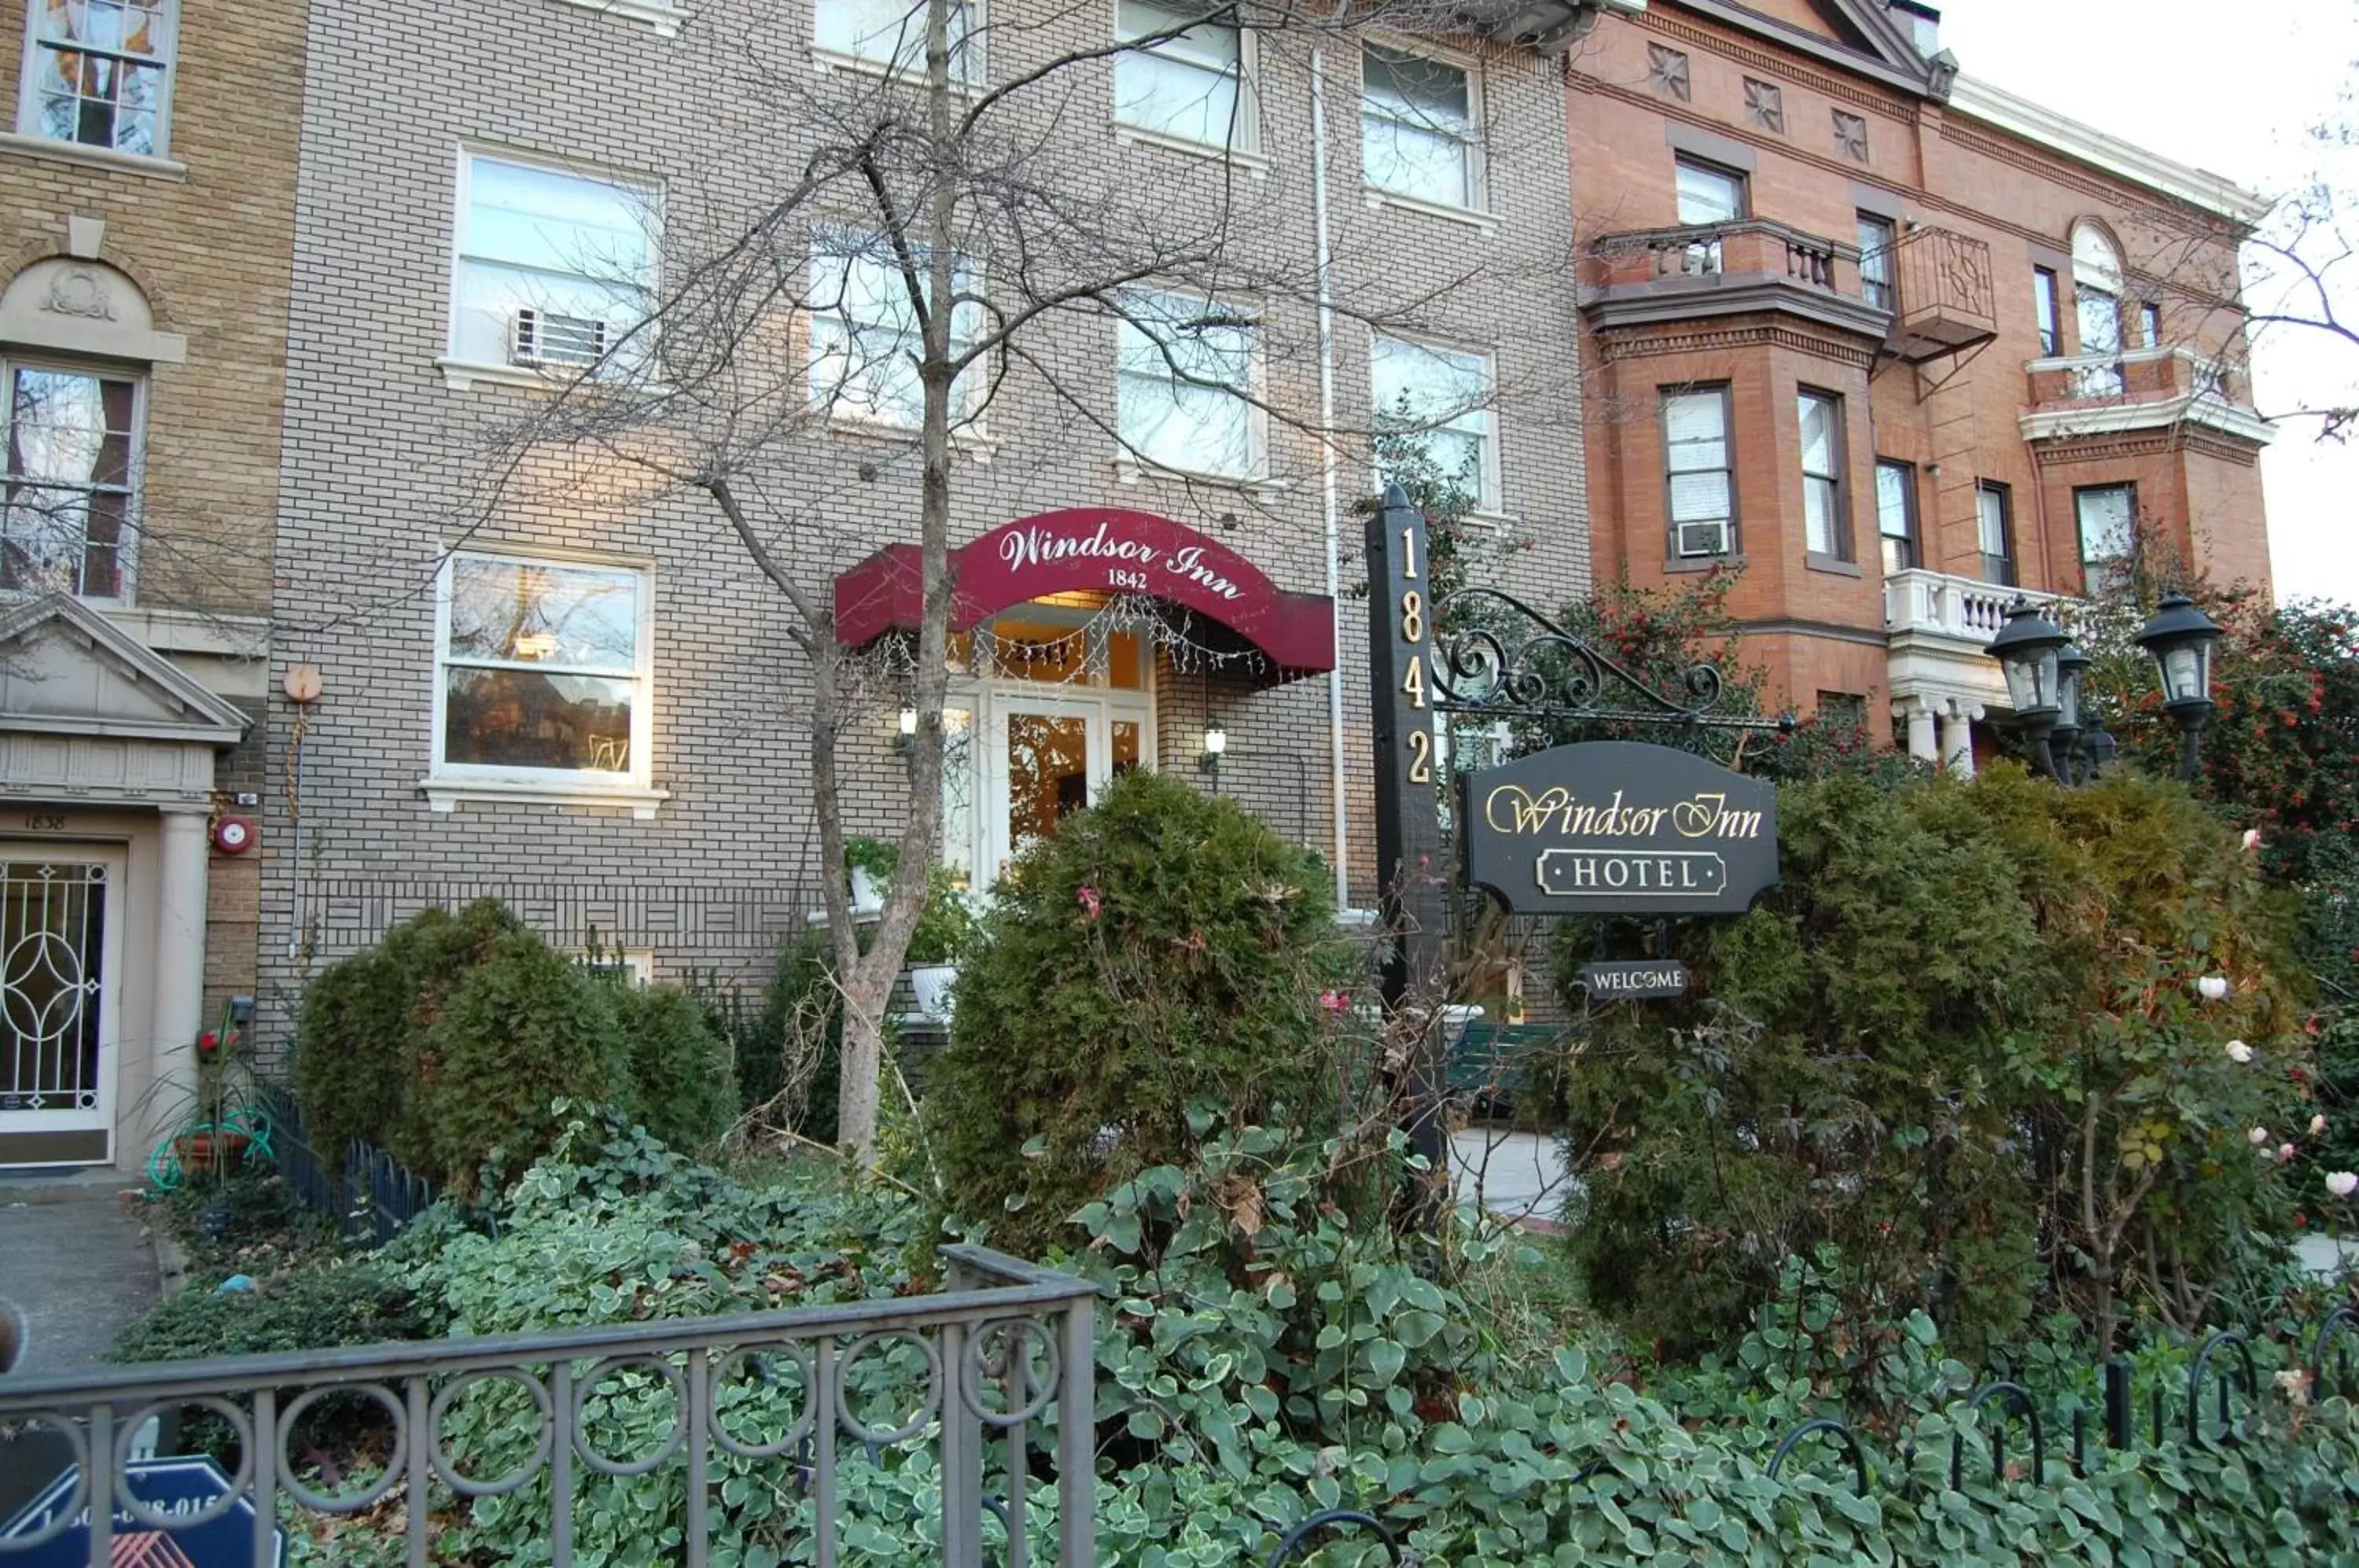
[23,813,64,830]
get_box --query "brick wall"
[256,0,1595,1043]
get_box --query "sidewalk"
[0,1168,163,1526]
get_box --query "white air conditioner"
[511,308,609,369]
[1676,520,1730,558]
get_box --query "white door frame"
[0,844,127,1164]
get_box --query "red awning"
[833,508,1336,683]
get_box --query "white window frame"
[1113,285,1265,484]
[440,148,662,392]
[806,229,987,434]
[16,0,177,159]
[1370,331,1500,515]
[0,356,145,605]
[1112,0,1260,162]
[811,0,983,85]
[1662,385,1735,560]
[1359,40,1486,221]
[423,547,666,819]
[2074,480,2136,591]
[1797,388,1847,561]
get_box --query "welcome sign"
[1459,741,1779,917]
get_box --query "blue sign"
[1,1456,283,1566]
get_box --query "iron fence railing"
[253,1082,442,1246]
[0,1246,1096,1568]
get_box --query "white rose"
[2313,1114,2329,1136]
[2198,976,2231,1000]
[2327,1171,2359,1199]
[2243,829,2263,852]
[2226,1040,2255,1064]
[2250,1126,2272,1145]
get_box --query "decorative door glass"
[1005,710,1091,861]
[0,860,107,1126]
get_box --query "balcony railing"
[1884,567,2068,645]
[1886,226,1997,362]
[2020,346,2271,446]
[0,1246,1097,1568]
[1592,218,1855,291]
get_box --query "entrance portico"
[0,594,247,1171]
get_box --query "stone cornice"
[1947,75,2269,226]
[1584,273,1890,346]
[1591,317,1875,368]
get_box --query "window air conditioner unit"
[1676,520,1729,558]
[511,308,609,369]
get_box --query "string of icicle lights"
[877,592,1272,686]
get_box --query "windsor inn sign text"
[1459,742,1780,917]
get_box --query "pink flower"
[1076,885,1102,921]
[2313,1114,2329,1136]
[2250,1126,2272,1146]
[2243,828,2264,852]
[1319,989,1350,1015]
[2280,1143,2298,1163]
[2226,1040,2255,1064]
[2326,1172,2359,1199]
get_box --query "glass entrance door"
[0,851,123,1162]
[981,698,1146,884]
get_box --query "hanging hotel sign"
[1459,741,1779,917]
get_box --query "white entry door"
[984,697,1148,882]
[0,849,124,1164]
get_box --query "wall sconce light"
[1198,722,1227,775]
[896,707,918,753]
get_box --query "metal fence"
[254,1082,442,1247]
[0,1246,1097,1568]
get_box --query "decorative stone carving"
[1833,110,1870,163]
[40,265,117,322]
[1743,78,1785,134]
[1647,44,1690,102]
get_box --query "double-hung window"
[808,230,984,430]
[1798,390,1848,560]
[1662,386,1734,559]
[2074,482,2136,594]
[1116,287,1259,480]
[813,0,977,81]
[0,363,138,601]
[449,153,657,381]
[20,0,175,156]
[435,551,652,792]
[1675,157,1744,274]
[1114,0,1249,153]
[1875,458,1916,575]
[2032,267,2059,357]
[1361,45,1478,210]
[1857,213,1895,311]
[1977,481,2015,587]
[1371,333,1496,512]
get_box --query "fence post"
[2103,1357,2133,1450]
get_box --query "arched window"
[0,259,184,604]
[2069,221,2125,396]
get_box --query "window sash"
[1977,484,2015,585]
[1857,215,1894,310]
[0,363,139,601]
[2075,484,2136,566]
[1798,392,1845,558]
[1361,46,1474,207]
[1675,160,1744,224]
[813,0,976,76]
[808,237,984,428]
[1115,0,1245,147]
[1662,388,1733,554]
[452,156,657,374]
[26,0,172,154]
[1117,291,1258,477]
[1370,333,1493,503]
[2033,268,2059,357]
[436,553,650,781]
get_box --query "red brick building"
[1568,0,2273,765]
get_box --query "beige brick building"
[0,1,304,1169]
[1566,0,2275,764]
[252,0,1614,1036]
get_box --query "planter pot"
[850,867,886,918]
[908,963,959,1022]
[1441,1004,1485,1043]
[178,1131,250,1178]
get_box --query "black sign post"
[1364,486,1451,1212]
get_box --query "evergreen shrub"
[1561,764,2311,1366]
[926,768,1351,1253]
[613,977,738,1154]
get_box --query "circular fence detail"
[114,1397,254,1530]
[957,1317,1060,1428]
[428,1368,557,1496]
[275,1384,410,1514]
[835,1330,944,1445]
[572,1356,689,1478]
[707,1342,818,1460]
[2,1412,88,1548]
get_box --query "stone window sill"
[1112,456,1289,498]
[1805,551,1863,577]
[554,0,685,32]
[1361,186,1499,234]
[1664,552,1744,574]
[810,46,982,92]
[0,132,184,180]
[827,413,1000,461]
[421,777,668,820]
[1113,123,1270,176]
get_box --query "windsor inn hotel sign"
[1459,742,1779,918]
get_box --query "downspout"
[1310,48,1352,914]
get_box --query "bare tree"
[443,0,1599,1165]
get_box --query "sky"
[1934,0,2359,606]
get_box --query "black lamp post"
[2136,592,2225,781]
[1984,591,2225,786]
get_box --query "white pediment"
[0,593,247,744]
